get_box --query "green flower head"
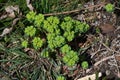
[64,31,75,41]
[26,11,36,21]
[21,40,28,48]
[61,17,74,32]
[47,34,65,49]
[43,16,59,33]
[75,21,89,33]
[24,26,36,37]
[32,37,43,49]
[34,14,44,27]
[63,50,79,66]
[60,44,71,54]
[64,17,72,21]
[54,36,65,47]
[47,16,59,25]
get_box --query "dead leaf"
[5,5,19,13]
[26,0,34,11]
[5,5,19,18]
[12,18,20,26]
[0,17,20,38]
[0,27,13,37]
[99,23,115,34]
[8,12,15,18]
[0,15,7,20]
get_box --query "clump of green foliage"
[104,3,114,12]
[21,11,90,67]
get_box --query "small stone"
[106,70,111,76]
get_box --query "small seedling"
[104,3,114,12]
[81,61,89,69]
[96,27,101,33]
[21,40,28,48]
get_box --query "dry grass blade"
[94,56,114,66]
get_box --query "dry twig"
[44,2,106,16]
[94,56,114,66]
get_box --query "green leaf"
[41,48,49,58]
